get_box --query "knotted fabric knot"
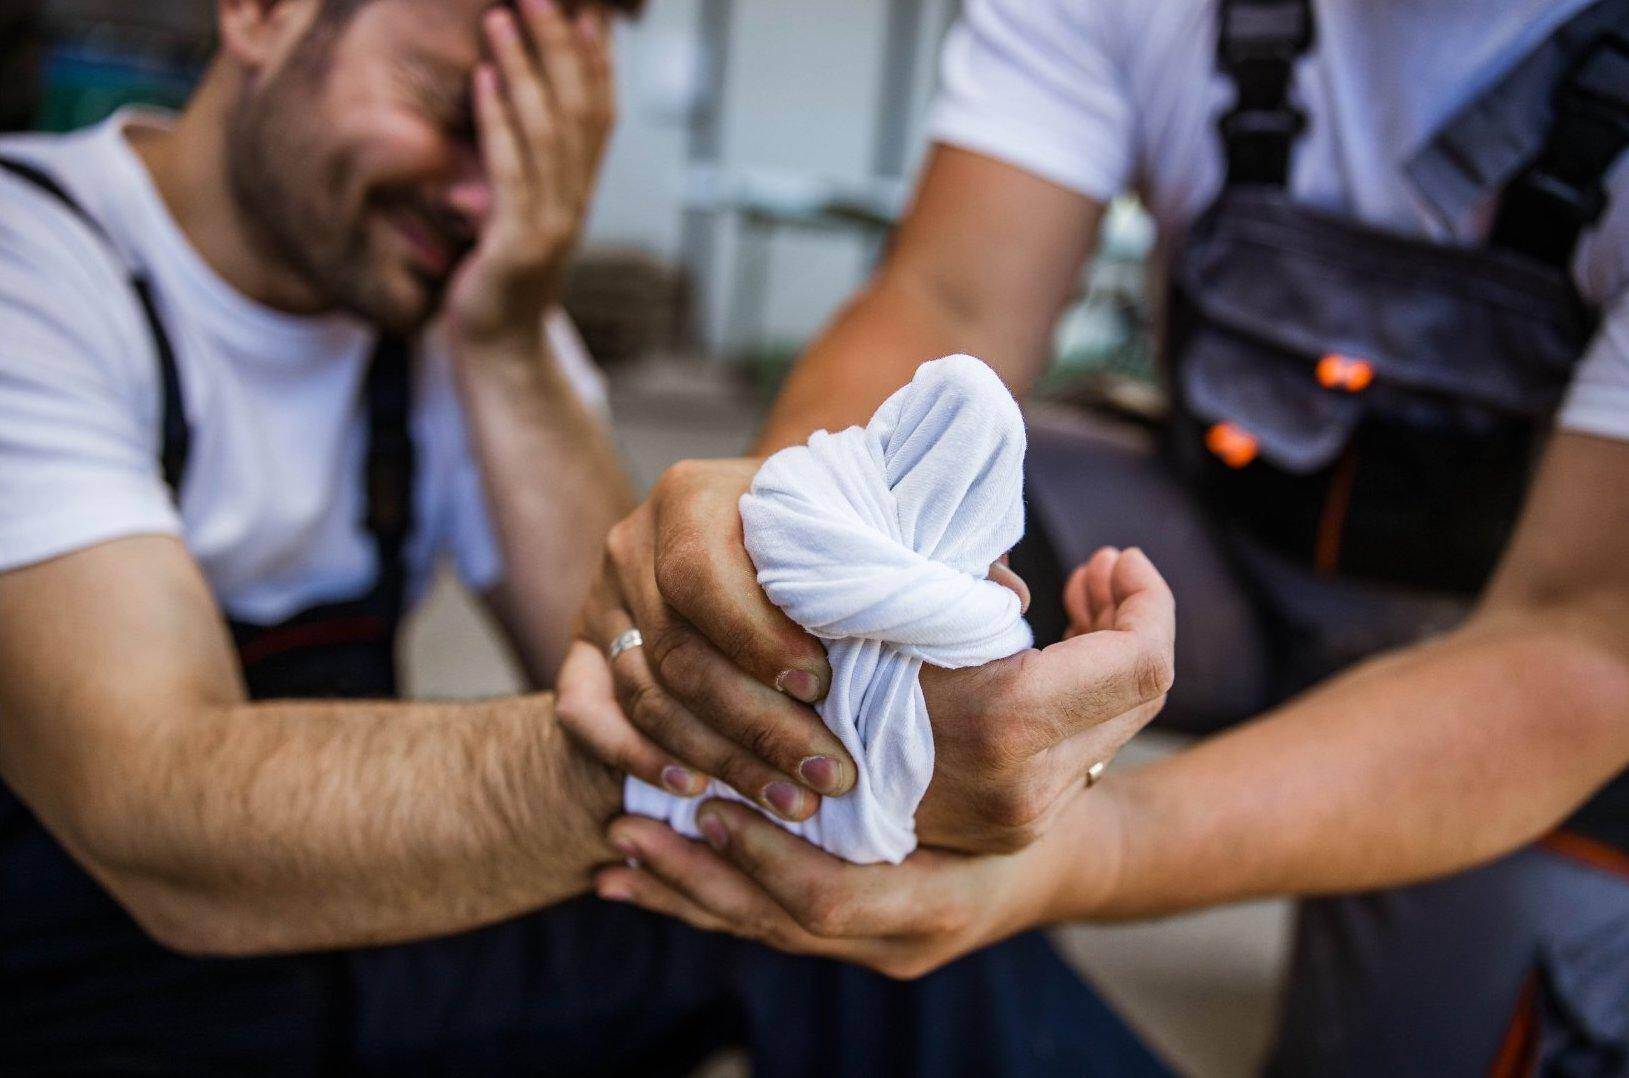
[625,355,1033,863]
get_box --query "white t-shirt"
[0,109,606,623]
[929,0,1629,442]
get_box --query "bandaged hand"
[561,356,1172,858]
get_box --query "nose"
[442,142,492,228]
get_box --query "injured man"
[0,0,1171,1072]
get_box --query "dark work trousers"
[1012,408,1629,1075]
[343,898,1169,1077]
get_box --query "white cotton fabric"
[626,355,1033,864]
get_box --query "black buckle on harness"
[1219,1,1312,63]
[1220,107,1307,143]
[1494,30,1629,264]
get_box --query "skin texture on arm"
[0,536,620,957]
[756,145,1106,453]
[1070,430,1629,919]
[584,432,1629,979]
[563,148,1114,835]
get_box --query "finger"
[1061,562,1092,640]
[578,6,617,139]
[606,816,826,951]
[521,0,590,124]
[1012,560,1176,740]
[612,643,820,823]
[473,62,525,199]
[486,5,556,169]
[1084,546,1121,632]
[650,460,831,704]
[688,801,931,939]
[987,558,1031,614]
[616,551,855,797]
[554,639,684,792]
[594,865,735,936]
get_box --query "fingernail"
[698,813,729,851]
[661,765,700,796]
[598,882,632,902]
[762,780,804,820]
[798,755,841,794]
[776,669,821,704]
[611,836,640,862]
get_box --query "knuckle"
[795,891,850,937]
[982,778,1048,834]
[650,627,704,692]
[741,719,796,771]
[628,681,677,736]
[1134,647,1176,704]
[604,516,636,566]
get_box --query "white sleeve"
[926,0,1136,201]
[0,202,179,574]
[434,309,612,595]
[1558,293,1629,442]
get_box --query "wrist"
[1030,781,1131,925]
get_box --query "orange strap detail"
[1316,353,1375,392]
[1205,422,1259,468]
[1486,970,1540,1078]
[1540,829,1629,881]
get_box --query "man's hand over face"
[448,0,614,346]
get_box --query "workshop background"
[4,2,1290,1073]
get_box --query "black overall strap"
[1217,0,1315,187]
[0,156,192,492]
[363,334,415,623]
[1492,26,1629,267]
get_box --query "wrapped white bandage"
[624,355,1033,864]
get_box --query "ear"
[217,0,323,70]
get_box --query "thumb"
[1018,547,1174,738]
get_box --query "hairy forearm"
[66,691,619,956]
[457,328,635,686]
[1052,603,1629,922]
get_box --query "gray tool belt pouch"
[1165,186,1593,594]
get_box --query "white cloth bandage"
[624,355,1033,864]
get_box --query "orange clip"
[1205,422,1259,469]
[1316,353,1375,393]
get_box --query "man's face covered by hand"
[224,0,626,335]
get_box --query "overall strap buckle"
[1493,30,1629,266]
[1217,0,1316,187]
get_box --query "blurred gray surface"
[399,359,1290,1077]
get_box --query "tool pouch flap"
[1173,188,1590,473]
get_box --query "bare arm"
[463,329,635,688]
[757,145,1104,452]
[1071,430,1629,918]
[0,536,620,957]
